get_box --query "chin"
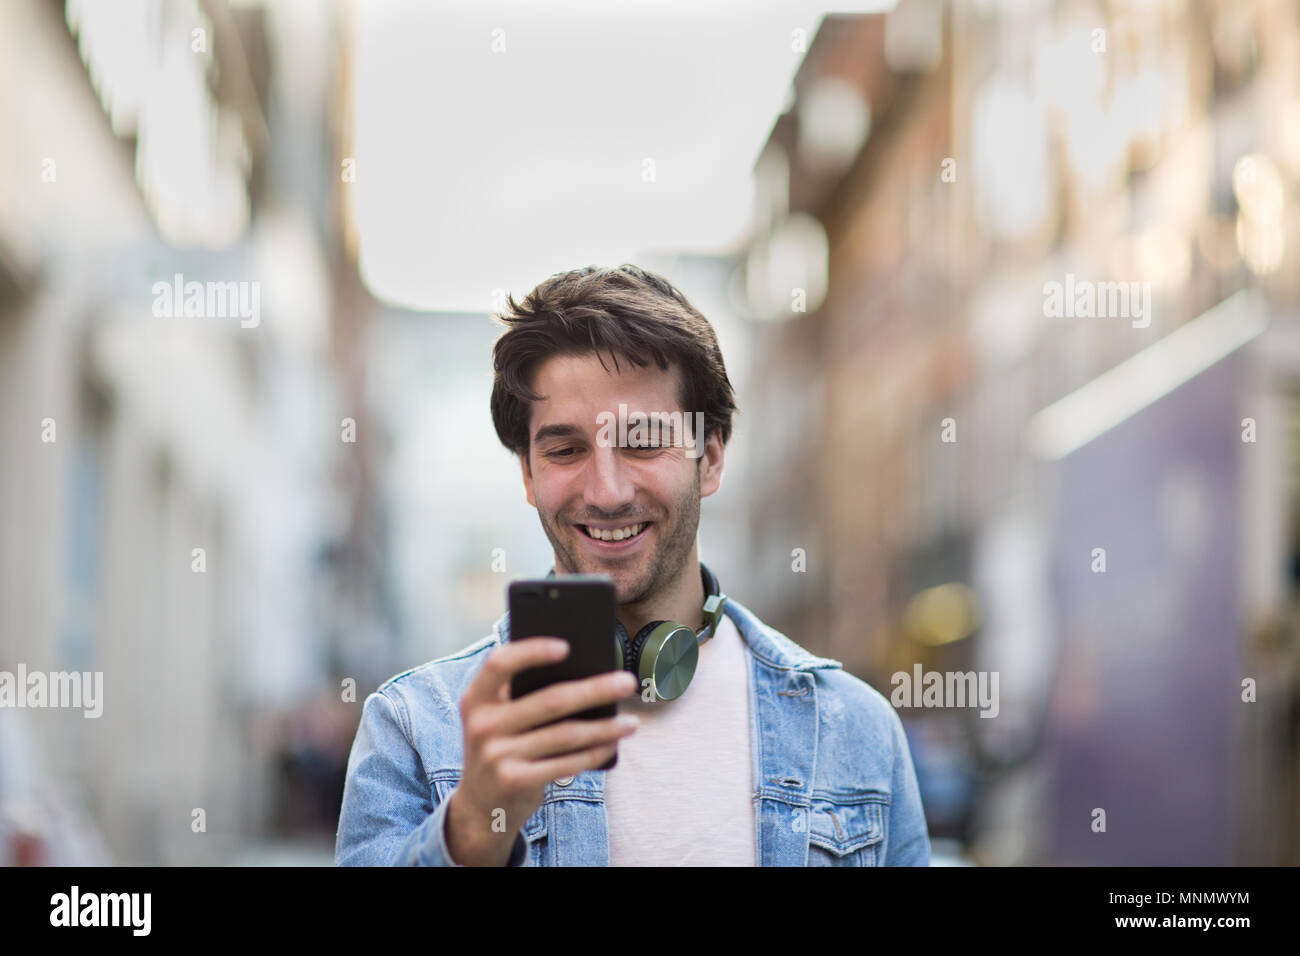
[574,550,645,589]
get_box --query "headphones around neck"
[546,562,727,702]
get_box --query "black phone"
[508,575,621,770]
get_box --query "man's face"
[519,351,724,605]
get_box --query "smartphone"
[508,575,621,770]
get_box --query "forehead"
[528,351,683,428]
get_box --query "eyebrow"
[533,414,682,446]
[533,424,586,445]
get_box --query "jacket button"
[554,775,575,786]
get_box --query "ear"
[698,431,725,499]
[520,451,537,508]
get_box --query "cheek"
[646,463,696,513]
[532,471,574,516]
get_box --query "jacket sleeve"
[334,689,529,866]
[883,706,931,866]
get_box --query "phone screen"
[508,575,621,769]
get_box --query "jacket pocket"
[428,770,548,851]
[806,791,888,866]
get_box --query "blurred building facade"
[741,0,1300,864]
[0,0,386,864]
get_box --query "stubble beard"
[538,463,701,606]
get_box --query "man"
[335,264,930,866]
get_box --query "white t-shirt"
[603,612,756,865]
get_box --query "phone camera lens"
[548,588,558,599]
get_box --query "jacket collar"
[490,589,841,674]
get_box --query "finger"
[511,743,622,790]
[495,670,638,737]
[507,714,639,762]
[463,637,569,709]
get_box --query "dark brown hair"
[490,264,738,459]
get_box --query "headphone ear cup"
[615,620,631,674]
[624,622,658,687]
[627,623,657,652]
[633,622,699,701]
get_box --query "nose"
[583,442,636,515]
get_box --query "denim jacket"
[335,593,931,866]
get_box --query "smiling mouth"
[576,522,652,544]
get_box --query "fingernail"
[617,715,640,730]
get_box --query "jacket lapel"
[725,599,840,866]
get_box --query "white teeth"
[586,523,644,541]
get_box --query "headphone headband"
[697,562,726,642]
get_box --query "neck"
[616,554,706,638]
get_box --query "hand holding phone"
[443,576,639,865]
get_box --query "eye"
[627,436,668,451]
[547,446,580,459]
